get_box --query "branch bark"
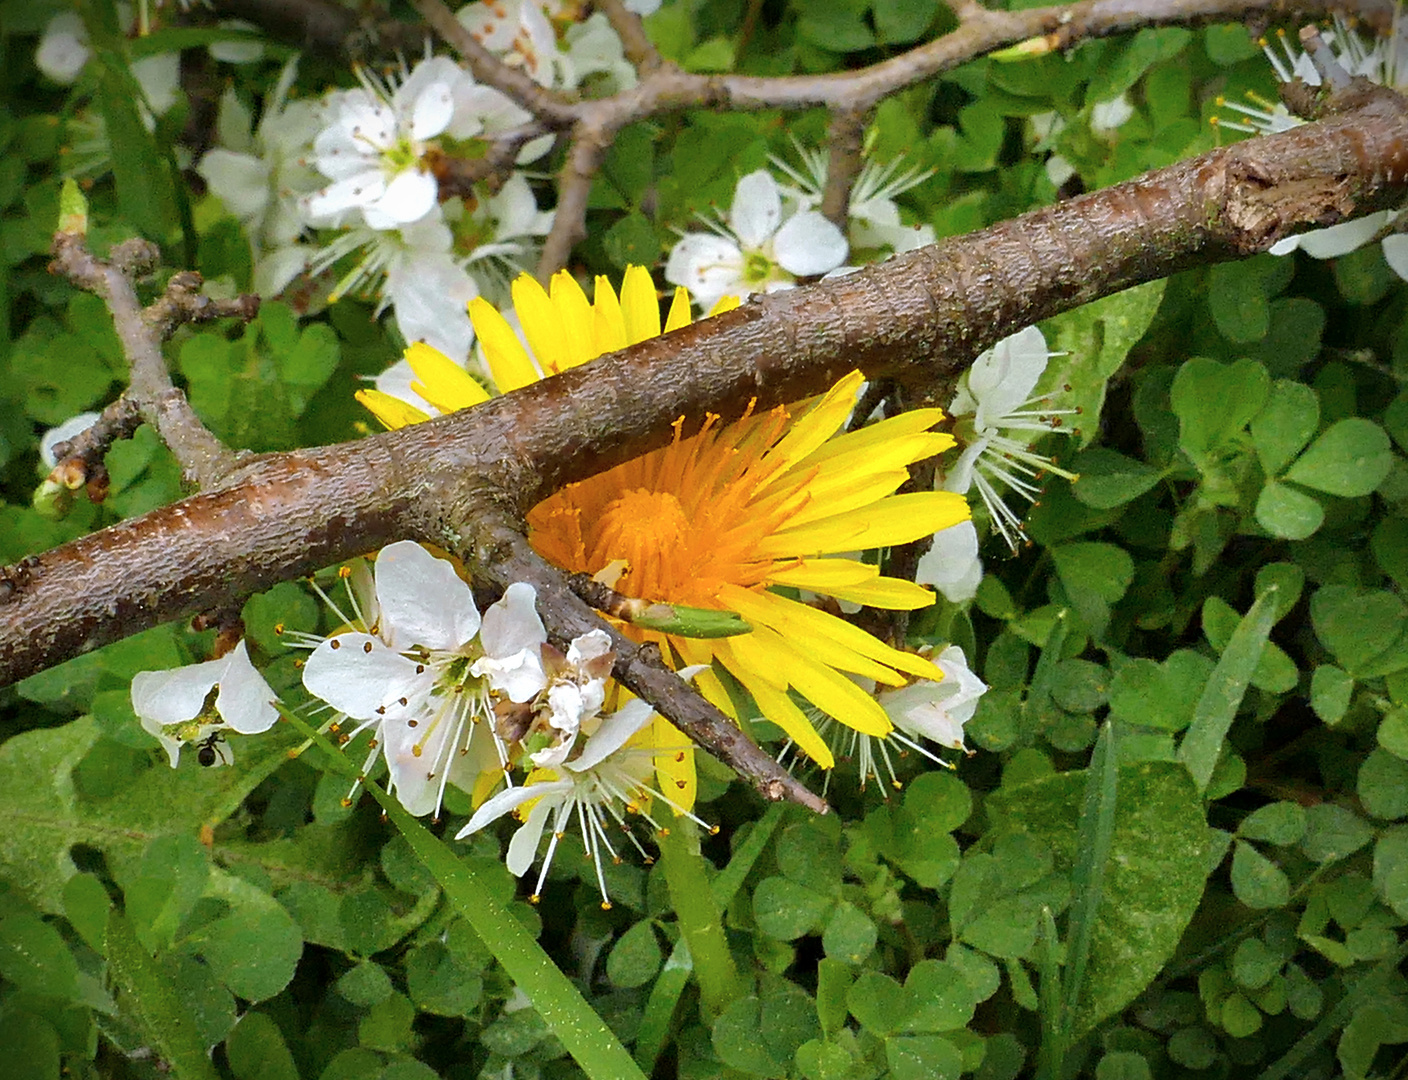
[6,89,1405,694]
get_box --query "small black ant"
[195,730,229,767]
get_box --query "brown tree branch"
[6,89,1405,694]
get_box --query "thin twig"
[48,234,253,488]
[821,107,870,226]
[472,521,830,812]
[538,131,612,279]
[595,0,662,73]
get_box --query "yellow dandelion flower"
[360,266,971,767]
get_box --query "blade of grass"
[276,704,646,1080]
[105,910,221,1080]
[659,821,742,1020]
[635,803,784,1074]
[1061,721,1118,1039]
[1035,905,1064,1080]
[1179,589,1278,793]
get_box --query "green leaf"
[753,876,833,941]
[226,1012,299,1080]
[1239,801,1307,846]
[606,921,663,989]
[1170,357,1270,458]
[1311,665,1354,724]
[105,911,221,1080]
[823,903,877,965]
[1301,804,1374,863]
[90,48,177,236]
[1252,379,1320,476]
[873,0,939,44]
[1372,826,1408,919]
[1284,418,1393,496]
[847,970,912,1036]
[985,762,1207,1033]
[1230,840,1290,908]
[1207,261,1271,343]
[1311,586,1408,678]
[603,212,661,270]
[181,869,302,1002]
[0,1013,60,1080]
[405,942,484,1015]
[885,1034,963,1080]
[0,913,80,1001]
[1358,749,1408,820]
[904,959,978,1032]
[122,834,210,953]
[1107,653,1210,732]
[0,716,298,915]
[1071,448,1163,508]
[1379,707,1408,758]
[1040,281,1165,448]
[712,996,785,1075]
[1178,589,1278,793]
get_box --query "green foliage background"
[3,1,1408,1078]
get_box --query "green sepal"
[630,603,751,638]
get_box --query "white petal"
[212,640,278,734]
[968,325,1051,427]
[942,440,986,496]
[305,171,387,221]
[458,779,570,839]
[197,149,272,221]
[1383,235,1408,281]
[35,13,90,84]
[729,170,783,248]
[773,211,849,276]
[565,628,611,666]
[473,649,547,703]
[385,253,478,363]
[915,519,983,604]
[663,233,743,309]
[131,660,222,727]
[408,81,456,141]
[1268,235,1301,257]
[1294,212,1389,259]
[370,169,439,226]
[374,541,481,652]
[481,583,546,659]
[567,699,655,772]
[380,713,459,817]
[1090,94,1135,134]
[254,245,312,297]
[132,53,181,116]
[40,411,101,469]
[506,797,558,876]
[301,633,427,720]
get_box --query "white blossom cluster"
[129,541,700,904]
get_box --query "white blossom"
[878,645,987,754]
[456,699,697,907]
[197,59,324,295]
[665,169,848,311]
[35,12,90,84]
[1089,93,1135,136]
[303,61,457,229]
[131,640,278,767]
[457,0,569,89]
[299,541,520,817]
[772,143,936,256]
[944,325,1077,550]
